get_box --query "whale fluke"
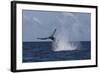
[37,29,56,41]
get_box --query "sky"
[22,10,91,42]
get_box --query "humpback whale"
[37,29,56,41]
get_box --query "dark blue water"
[23,41,91,63]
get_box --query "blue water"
[23,41,91,63]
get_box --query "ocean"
[23,41,91,63]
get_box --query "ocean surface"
[23,41,91,63]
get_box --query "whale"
[37,29,56,41]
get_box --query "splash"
[52,28,78,51]
[52,12,81,51]
[52,38,77,51]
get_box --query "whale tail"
[37,29,56,41]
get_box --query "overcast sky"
[22,10,91,42]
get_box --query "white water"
[52,13,81,51]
